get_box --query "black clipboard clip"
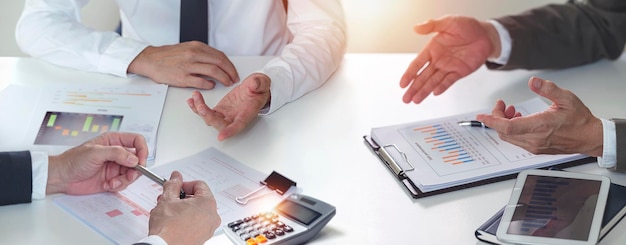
[363,135,421,198]
[235,171,296,205]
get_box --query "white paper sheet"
[54,147,296,245]
[371,97,587,192]
[0,83,167,160]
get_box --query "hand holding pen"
[135,165,186,199]
[148,171,221,244]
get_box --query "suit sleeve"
[610,119,626,172]
[0,151,33,206]
[487,0,626,70]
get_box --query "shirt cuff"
[30,151,49,200]
[135,235,168,245]
[98,38,150,78]
[257,63,293,115]
[597,118,617,168]
[486,20,512,65]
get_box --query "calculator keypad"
[226,212,296,245]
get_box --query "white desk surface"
[1,54,625,244]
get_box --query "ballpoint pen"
[458,120,489,128]
[134,165,186,199]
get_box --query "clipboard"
[363,135,596,199]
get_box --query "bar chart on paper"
[399,120,498,176]
[34,112,123,146]
[26,84,168,159]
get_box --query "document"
[54,147,296,245]
[0,84,167,160]
[366,97,590,197]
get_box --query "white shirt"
[488,20,618,168]
[16,0,347,114]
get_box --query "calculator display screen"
[276,200,321,225]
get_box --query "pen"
[134,165,186,199]
[458,120,489,128]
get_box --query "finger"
[190,91,211,116]
[490,99,507,118]
[528,77,572,106]
[181,180,214,198]
[101,132,149,167]
[98,145,141,168]
[193,45,240,84]
[104,174,136,192]
[432,72,462,95]
[217,121,247,141]
[504,105,518,119]
[413,17,446,35]
[400,52,431,89]
[411,69,445,104]
[187,97,198,114]
[182,75,216,90]
[191,92,228,130]
[402,63,435,103]
[162,171,184,201]
[185,63,232,87]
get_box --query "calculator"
[223,194,336,245]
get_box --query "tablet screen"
[505,174,602,241]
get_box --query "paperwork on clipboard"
[364,97,592,198]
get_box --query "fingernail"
[531,77,542,89]
[111,180,121,189]
[127,155,139,164]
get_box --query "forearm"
[16,0,148,77]
[491,1,626,70]
[261,0,346,114]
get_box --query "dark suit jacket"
[486,0,626,171]
[0,151,33,206]
[488,0,626,70]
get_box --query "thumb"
[162,171,184,200]
[102,146,140,168]
[528,77,570,106]
[414,19,438,35]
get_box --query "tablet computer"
[496,169,610,245]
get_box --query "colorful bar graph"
[35,111,124,146]
[416,124,475,165]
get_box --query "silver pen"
[458,120,489,129]
[134,165,186,199]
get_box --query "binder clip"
[235,171,296,205]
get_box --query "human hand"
[128,41,240,89]
[187,72,271,141]
[148,171,220,245]
[46,132,149,195]
[476,77,603,156]
[400,16,500,104]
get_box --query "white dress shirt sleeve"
[486,20,512,65]
[135,235,168,245]
[30,151,49,200]
[598,118,617,168]
[260,0,347,114]
[15,0,149,77]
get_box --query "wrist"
[46,155,66,194]
[127,46,155,76]
[480,21,501,60]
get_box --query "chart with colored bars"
[34,111,123,146]
[399,120,501,176]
